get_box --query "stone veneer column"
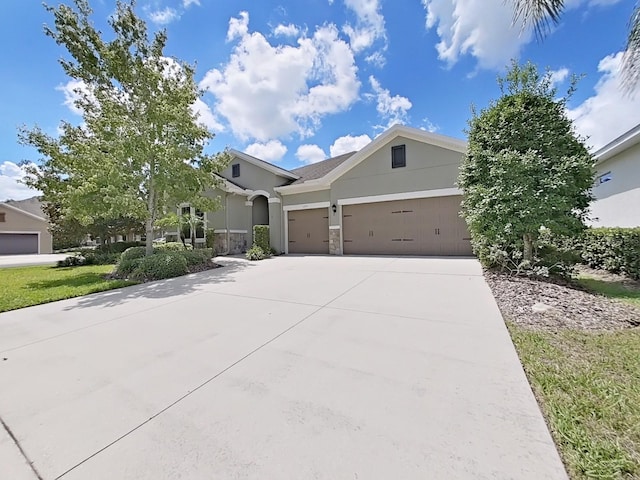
[329,226,341,255]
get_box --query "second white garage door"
[342,196,472,256]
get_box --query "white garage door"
[0,233,39,255]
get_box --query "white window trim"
[283,201,330,212]
[0,231,41,254]
[337,188,461,206]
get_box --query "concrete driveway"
[0,254,71,268]
[0,255,567,480]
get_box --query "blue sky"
[1,0,639,201]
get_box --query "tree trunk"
[146,180,155,256]
[523,233,534,263]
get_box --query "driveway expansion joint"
[1,416,44,480]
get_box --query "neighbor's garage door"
[0,233,39,255]
[343,196,472,256]
[288,208,329,254]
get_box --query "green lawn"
[576,275,640,308]
[509,324,640,479]
[0,264,136,312]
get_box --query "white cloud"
[549,67,570,87]
[420,118,440,133]
[568,51,640,150]
[148,7,180,25]
[244,140,288,162]
[422,0,625,70]
[330,134,371,156]
[0,161,41,202]
[274,23,300,37]
[422,0,532,70]
[183,0,200,7]
[57,80,92,116]
[201,12,360,142]
[342,0,387,62]
[369,76,412,128]
[191,98,225,132]
[296,144,327,164]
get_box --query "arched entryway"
[251,194,269,230]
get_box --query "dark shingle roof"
[289,151,356,184]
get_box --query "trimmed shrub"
[253,225,270,253]
[96,241,142,254]
[81,251,121,265]
[116,257,143,277]
[246,244,266,261]
[154,241,192,252]
[179,248,213,266]
[130,253,188,281]
[581,228,640,280]
[120,246,147,262]
[205,229,215,249]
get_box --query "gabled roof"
[594,123,640,164]
[275,124,467,195]
[229,149,300,180]
[5,196,46,218]
[0,201,48,222]
[289,151,356,185]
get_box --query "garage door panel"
[288,208,329,254]
[0,233,39,255]
[342,196,472,256]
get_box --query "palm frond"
[622,2,640,93]
[511,0,565,39]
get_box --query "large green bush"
[154,241,192,252]
[130,253,188,281]
[96,241,142,254]
[179,249,213,266]
[121,246,147,262]
[581,228,640,280]
[253,225,270,253]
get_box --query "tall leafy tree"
[458,61,594,271]
[511,0,640,90]
[20,0,227,255]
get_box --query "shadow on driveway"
[62,258,253,311]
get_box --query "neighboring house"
[188,124,473,256]
[591,123,640,228]
[0,198,53,255]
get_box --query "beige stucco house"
[0,200,53,255]
[591,124,640,228]
[184,124,472,256]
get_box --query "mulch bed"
[485,269,640,331]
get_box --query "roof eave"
[0,202,48,222]
[229,149,300,180]
[594,124,640,164]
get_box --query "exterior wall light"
[332,204,337,214]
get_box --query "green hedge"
[253,225,270,253]
[96,241,143,253]
[130,253,188,281]
[154,241,192,252]
[581,228,640,280]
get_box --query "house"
[591,123,640,228]
[0,197,53,255]
[190,124,472,256]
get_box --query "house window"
[392,145,406,168]
[232,163,240,178]
[596,171,612,185]
[0,212,5,222]
[195,209,205,238]
[181,206,191,216]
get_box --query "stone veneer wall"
[214,232,247,255]
[329,227,341,255]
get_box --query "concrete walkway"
[0,256,567,479]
